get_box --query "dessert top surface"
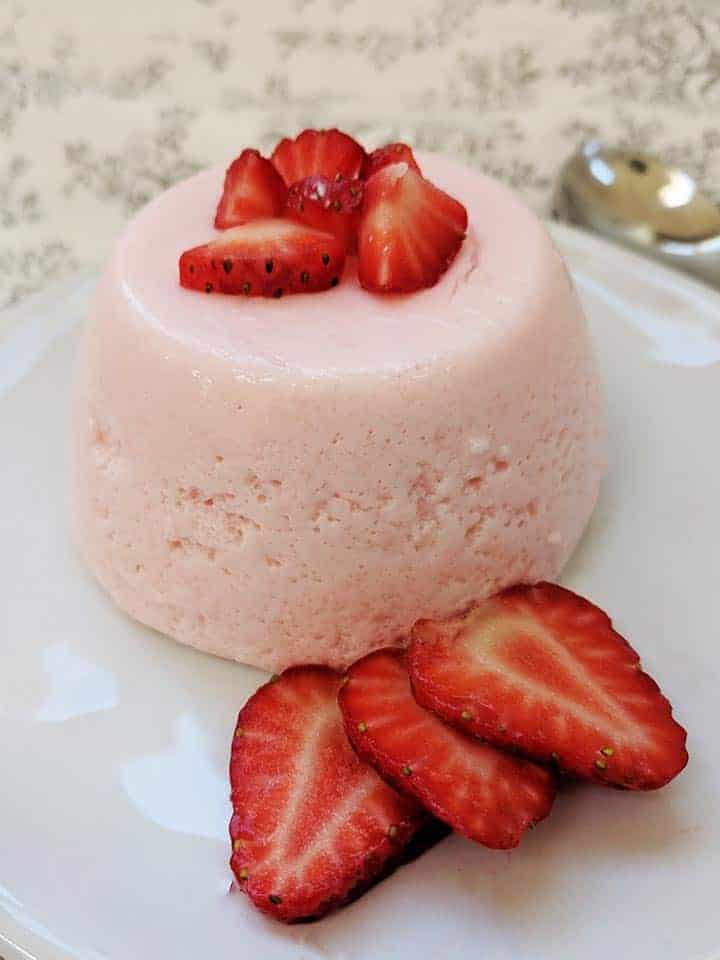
[112,152,563,380]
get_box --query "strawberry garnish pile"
[179,129,468,298]
[229,667,427,923]
[409,583,689,790]
[228,582,688,924]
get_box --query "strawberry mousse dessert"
[73,128,605,672]
[72,128,689,927]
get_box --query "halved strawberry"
[362,142,421,180]
[229,667,427,923]
[271,128,366,187]
[358,163,468,294]
[339,649,556,849]
[285,174,364,251]
[214,149,287,229]
[409,583,689,790]
[179,219,345,297]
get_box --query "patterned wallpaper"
[1,0,720,308]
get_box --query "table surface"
[1,0,720,310]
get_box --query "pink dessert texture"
[73,153,605,672]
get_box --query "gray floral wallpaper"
[1,0,719,308]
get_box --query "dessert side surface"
[72,152,605,671]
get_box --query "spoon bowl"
[553,141,720,288]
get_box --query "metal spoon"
[552,141,720,289]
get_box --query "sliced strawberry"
[362,142,421,180]
[339,649,556,849]
[358,163,468,294]
[229,667,427,923]
[214,149,287,229]
[285,175,364,251]
[214,149,286,230]
[271,128,366,187]
[409,583,689,791]
[179,219,345,297]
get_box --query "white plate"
[1,224,719,960]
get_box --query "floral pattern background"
[1,0,720,308]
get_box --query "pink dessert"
[73,151,605,671]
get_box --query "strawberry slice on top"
[409,583,689,790]
[271,127,366,187]
[229,667,427,923]
[285,174,364,251]
[339,648,556,849]
[179,218,346,297]
[214,148,287,229]
[362,142,421,180]
[358,162,468,294]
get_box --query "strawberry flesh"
[229,666,427,923]
[358,162,468,294]
[214,149,287,229]
[271,128,366,187]
[179,219,346,297]
[339,648,556,849]
[362,142,421,180]
[409,583,689,790]
[285,174,364,251]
